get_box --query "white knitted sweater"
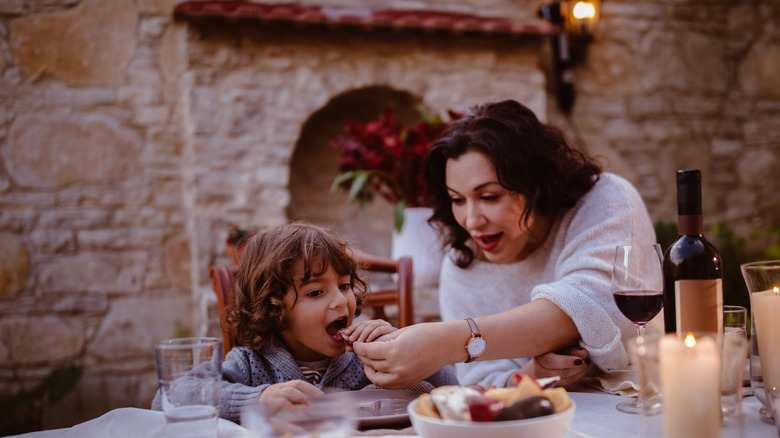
[439,173,661,388]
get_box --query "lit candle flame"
[572,1,596,19]
[774,286,779,295]
[685,333,696,348]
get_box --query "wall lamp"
[538,0,601,112]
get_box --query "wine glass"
[611,244,664,414]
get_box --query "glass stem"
[636,324,646,341]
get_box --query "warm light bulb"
[572,1,596,19]
[684,333,696,348]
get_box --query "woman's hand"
[258,380,323,412]
[352,322,456,389]
[516,347,589,389]
[342,319,395,351]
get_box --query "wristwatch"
[464,318,486,363]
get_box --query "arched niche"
[287,86,424,255]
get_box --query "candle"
[750,286,780,394]
[660,333,721,438]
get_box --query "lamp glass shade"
[565,0,601,37]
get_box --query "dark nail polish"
[574,359,584,366]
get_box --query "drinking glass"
[724,305,748,337]
[242,394,357,437]
[740,260,780,424]
[612,244,664,414]
[155,337,222,438]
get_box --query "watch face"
[468,337,486,357]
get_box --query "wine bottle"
[662,169,723,335]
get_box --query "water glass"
[156,337,222,438]
[242,394,357,437]
[633,333,664,438]
[721,333,749,420]
[724,305,747,337]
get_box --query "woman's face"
[280,261,356,361]
[445,151,549,264]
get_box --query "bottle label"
[675,279,723,335]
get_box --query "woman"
[353,99,657,389]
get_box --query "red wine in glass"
[613,290,664,327]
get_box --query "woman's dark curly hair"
[424,99,603,268]
[226,222,368,350]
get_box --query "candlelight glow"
[572,1,596,19]
[774,286,779,295]
[685,333,696,348]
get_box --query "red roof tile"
[173,1,558,37]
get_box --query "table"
[8,393,777,437]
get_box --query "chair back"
[208,264,236,355]
[208,253,415,357]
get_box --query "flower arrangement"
[330,106,451,231]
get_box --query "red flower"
[330,106,452,231]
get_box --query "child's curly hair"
[225,222,368,350]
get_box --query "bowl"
[408,398,575,438]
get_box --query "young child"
[217,222,457,422]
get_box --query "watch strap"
[465,317,480,337]
[464,318,483,363]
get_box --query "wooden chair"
[209,252,414,356]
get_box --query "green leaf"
[331,171,358,192]
[349,171,370,203]
[394,201,406,232]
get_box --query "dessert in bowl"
[408,376,576,438]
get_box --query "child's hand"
[259,380,323,412]
[340,319,395,351]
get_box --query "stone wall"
[1,0,779,431]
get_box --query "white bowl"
[408,398,575,438]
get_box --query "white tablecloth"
[9,393,777,438]
[8,408,250,438]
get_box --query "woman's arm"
[353,299,579,389]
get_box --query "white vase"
[391,207,444,287]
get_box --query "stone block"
[10,0,137,86]
[159,25,189,83]
[0,0,23,14]
[51,295,109,314]
[38,209,111,229]
[77,228,166,250]
[712,139,742,156]
[0,233,29,299]
[126,58,163,85]
[5,113,142,188]
[29,228,76,254]
[164,238,192,291]
[88,296,194,361]
[737,149,778,187]
[133,105,170,125]
[39,252,147,294]
[1,316,84,364]
[42,88,116,107]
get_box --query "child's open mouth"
[325,316,348,342]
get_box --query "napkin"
[582,370,639,397]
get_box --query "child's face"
[279,260,357,362]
